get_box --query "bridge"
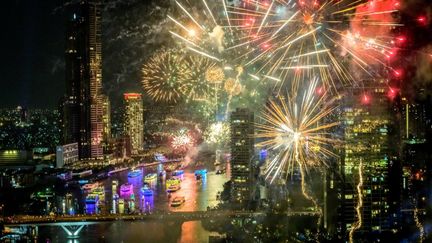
[2,210,319,239]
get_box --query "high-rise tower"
[124,93,144,154]
[63,0,104,159]
[338,79,400,240]
[230,108,255,208]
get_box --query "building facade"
[124,93,144,154]
[230,108,255,207]
[56,143,79,168]
[338,80,400,239]
[62,0,104,159]
[102,95,111,143]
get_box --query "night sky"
[0,0,65,108]
[1,0,431,108]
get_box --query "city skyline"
[1,0,432,242]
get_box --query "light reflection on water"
[58,166,229,242]
[83,167,224,214]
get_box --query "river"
[38,165,228,242]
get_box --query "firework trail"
[349,159,364,243]
[414,207,425,243]
[299,162,323,233]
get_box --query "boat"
[128,169,142,178]
[120,183,133,194]
[118,199,125,214]
[144,173,157,182]
[73,170,93,178]
[172,170,184,176]
[82,182,98,191]
[108,167,128,175]
[92,186,105,195]
[170,196,185,207]
[85,194,99,204]
[166,178,181,187]
[194,169,207,176]
[141,185,153,196]
[166,184,181,192]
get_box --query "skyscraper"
[338,79,400,239]
[124,93,144,154]
[230,108,255,207]
[63,0,104,159]
[102,95,111,143]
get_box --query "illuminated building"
[56,143,79,168]
[339,80,399,239]
[400,97,427,142]
[124,93,144,154]
[63,0,104,159]
[102,95,111,143]
[400,98,429,235]
[230,108,255,207]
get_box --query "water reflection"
[41,165,230,242]
[79,166,227,215]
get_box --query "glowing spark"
[175,0,204,31]
[187,47,221,62]
[263,75,281,82]
[280,65,329,69]
[256,0,274,35]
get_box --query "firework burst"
[204,122,230,146]
[256,77,339,181]
[169,0,400,91]
[171,128,195,152]
[181,55,216,101]
[142,49,188,103]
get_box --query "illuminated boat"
[172,170,184,176]
[85,194,99,204]
[144,173,157,182]
[141,185,153,196]
[118,198,125,214]
[166,184,181,192]
[82,182,98,191]
[128,169,142,178]
[120,183,133,194]
[166,178,181,187]
[112,180,119,191]
[194,169,207,176]
[170,196,185,207]
[91,186,105,200]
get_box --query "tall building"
[124,93,144,154]
[338,80,400,240]
[56,143,79,168]
[102,95,111,142]
[230,108,255,207]
[400,97,427,142]
[62,0,104,159]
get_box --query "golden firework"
[205,66,225,84]
[142,49,188,103]
[224,78,242,96]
